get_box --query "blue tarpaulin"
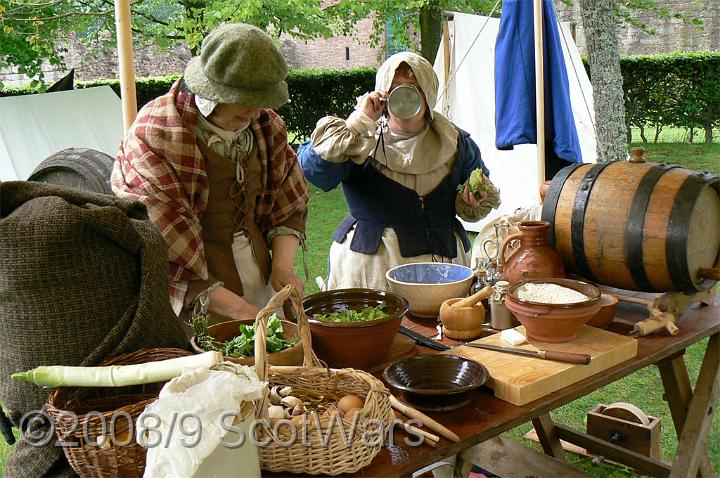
[494,0,582,178]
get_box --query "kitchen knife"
[459,343,592,365]
[398,326,450,351]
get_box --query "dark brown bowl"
[383,355,489,411]
[189,319,304,366]
[303,288,409,369]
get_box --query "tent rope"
[435,0,502,111]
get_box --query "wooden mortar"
[439,287,493,340]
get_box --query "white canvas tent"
[0,86,123,181]
[434,12,597,232]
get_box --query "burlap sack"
[0,181,188,477]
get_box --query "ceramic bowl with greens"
[303,288,409,370]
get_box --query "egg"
[343,407,363,421]
[322,404,339,418]
[337,395,364,415]
[114,430,131,443]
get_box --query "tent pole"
[442,13,453,108]
[533,0,546,188]
[114,0,137,133]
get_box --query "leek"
[11,351,223,388]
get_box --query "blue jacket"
[298,129,488,258]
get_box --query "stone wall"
[63,37,194,82]
[281,18,384,69]
[0,34,193,87]
[0,23,380,87]
[555,0,720,56]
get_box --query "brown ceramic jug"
[498,220,565,285]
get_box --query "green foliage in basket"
[192,314,297,357]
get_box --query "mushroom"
[269,387,283,405]
[268,405,285,421]
[281,396,302,409]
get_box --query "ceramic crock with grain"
[498,220,565,285]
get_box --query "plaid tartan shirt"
[112,80,308,314]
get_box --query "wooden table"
[349,297,720,478]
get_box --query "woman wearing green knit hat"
[112,23,308,328]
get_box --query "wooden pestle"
[450,285,493,308]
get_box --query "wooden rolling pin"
[390,395,460,442]
[451,285,493,308]
[402,423,440,443]
[392,410,440,447]
[398,422,439,447]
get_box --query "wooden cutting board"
[445,325,637,406]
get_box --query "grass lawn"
[629,125,719,144]
[631,142,720,174]
[0,429,17,475]
[1,142,717,476]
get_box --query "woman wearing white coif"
[298,51,500,291]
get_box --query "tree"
[0,0,359,89]
[333,0,496,63]
[0,0,499,89]
[419,1,443,64]
[578,0,628,162]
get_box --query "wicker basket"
[46,348,193,478]
[253,285,393,475]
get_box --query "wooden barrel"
[541,160,719,293]
[28,148,114,195]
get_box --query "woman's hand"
[461,184,481,207]
[207,286,261,320]
[270,267,305,297]
[460,173,493,207]
[358,90,388,121]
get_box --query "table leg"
[410,456,467,478]
[660,333,720,478]
[532,413,566,461]
[658,353,715,477]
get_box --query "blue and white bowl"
[385,262,474,318]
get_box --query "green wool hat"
[184,23,289,108]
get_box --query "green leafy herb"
[458,167,494,199]
[191,314,297,357]
[313,302,388,323]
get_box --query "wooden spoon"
[451,286,493,308]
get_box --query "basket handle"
[254,284,316,382]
